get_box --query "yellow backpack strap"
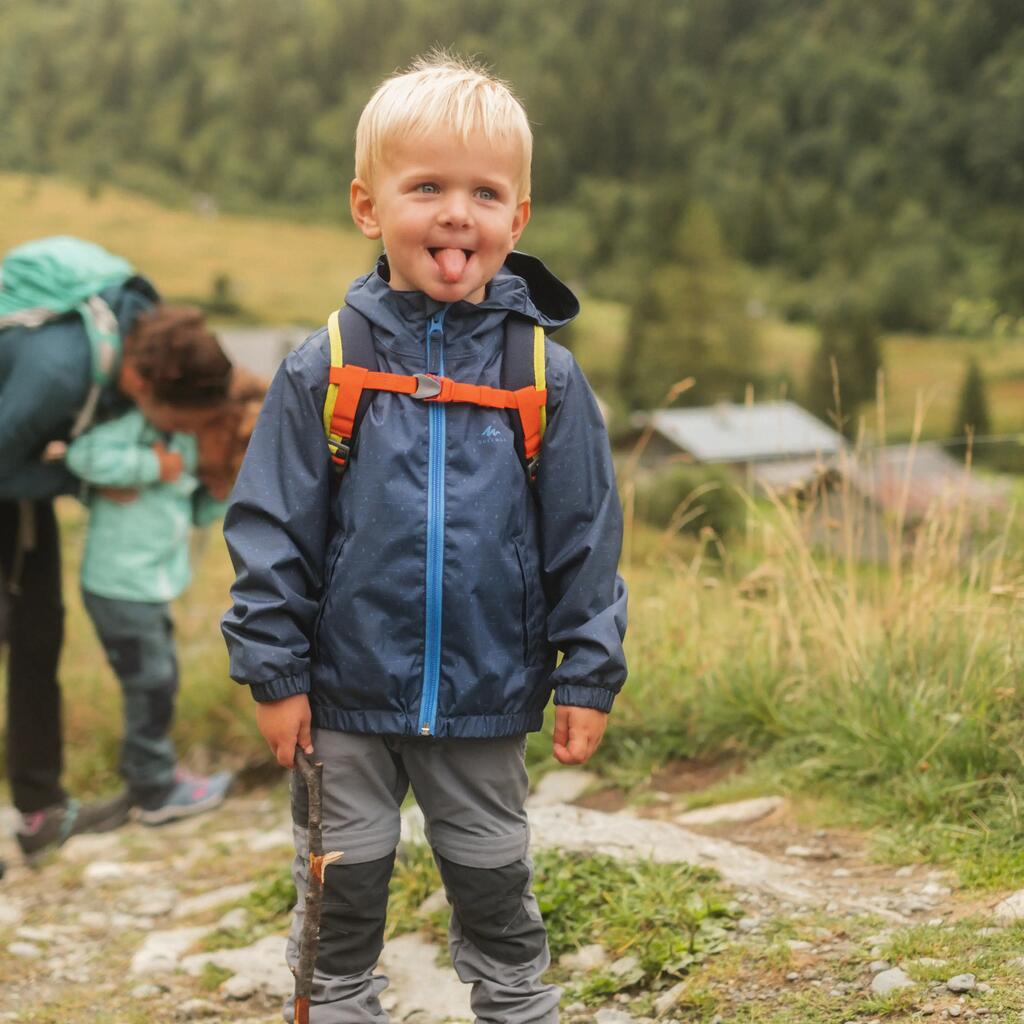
[323,308,346,463]
[532,324,547,439]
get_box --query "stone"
[131,890,177,918]
[131,926,211,975]
[559,943,608,971]
[871,967,915,996]
[947,1006,962,1018]
[222,973,258,1000]
[947,974,976,993]
[895,865,916,877]
[737,916,760,932]
[675,796,784,826]
[595,1011,635,1024]
[247,827,293,853]
[173,883,254,919]
[832,867,852,877]
[653,981,686,1017]
[919,1005,936,1016]
[15,925,60,942]
[992,890,1024,925]
[787,940,813,952]
[378,933,472,1019]
[61,831,125,862]
[130,984,164,999]
[977,982,992,994]
[216,907,250,931]
[527,769,598,807]
[400,805,427,846]
[784,845,832,860]
[77,911,108,929]
[609,954,642,978]
[181,935,293,999]
[913,957,948,968]
[785,972,799,981]
[869,960,890,973]
[417,887,450,916]
[177,999,219,1019]
[83,860,155,882]
[528,804,819,904]
[0,897,23,927]
[6,942,41,959]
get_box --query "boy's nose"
[438,193,472,229]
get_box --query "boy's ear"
[510,198,531,247]
[350,178,382,240]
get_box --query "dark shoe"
[16,791,132,861]
[134,770,233,826]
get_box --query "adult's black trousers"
[0,499,67,813]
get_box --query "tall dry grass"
[611,379,1024,884]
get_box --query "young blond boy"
[222,54,627,1022]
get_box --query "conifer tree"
[954,356,991,439]
[620,203,758,410]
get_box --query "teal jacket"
[66,409,225,603]
[0,278,156,501]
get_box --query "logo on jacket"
[479,424,504,443]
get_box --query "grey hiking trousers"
[285,728,560,1024]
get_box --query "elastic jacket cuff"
[248,673,311,703]
[553,684,616,713]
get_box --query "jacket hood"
[345,251,579,338]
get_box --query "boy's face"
[350,130,531,305]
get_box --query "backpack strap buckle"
[412,374,443,400]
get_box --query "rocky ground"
[2,767,1024,1023]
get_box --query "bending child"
[223,53,627,1022]
[63,308,234,824]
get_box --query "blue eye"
[476,188,498,201]
[417,183,439,194]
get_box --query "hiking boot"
[134,770,233,826]
[16,792,132,861]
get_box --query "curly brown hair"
[125,306,233,406]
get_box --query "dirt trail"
[0,769,1006,1024]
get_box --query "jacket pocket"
[313,534,347,650]
[513,540,533,665]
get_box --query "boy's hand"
[553,705,608,765]
[256,693,314,768]
[153,441,184,482]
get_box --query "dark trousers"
[81,590,178,801]
[0,500,67,813]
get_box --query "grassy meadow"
[3,175,1024,885]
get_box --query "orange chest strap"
[328,363,547,464]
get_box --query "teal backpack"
[0,236,135,436]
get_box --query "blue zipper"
[418,308,448,735]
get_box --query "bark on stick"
[293,746,343,1024]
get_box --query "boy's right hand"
[153,441,184,482]
[256,693,314,768]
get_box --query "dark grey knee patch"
[437,855,546,965]
[316,852,394,975]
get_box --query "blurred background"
[3,0,1024,449]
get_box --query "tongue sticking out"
[433,248,468,283]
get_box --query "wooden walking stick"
[292,747,344,1024]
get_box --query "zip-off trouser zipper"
[418,308,448,735]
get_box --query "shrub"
[634,464,744,537]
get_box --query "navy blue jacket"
[221,254,627,738]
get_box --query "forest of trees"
[3,0,1024,408]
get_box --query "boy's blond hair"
[355,51,533,201]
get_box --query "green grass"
[0,172,375,325]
